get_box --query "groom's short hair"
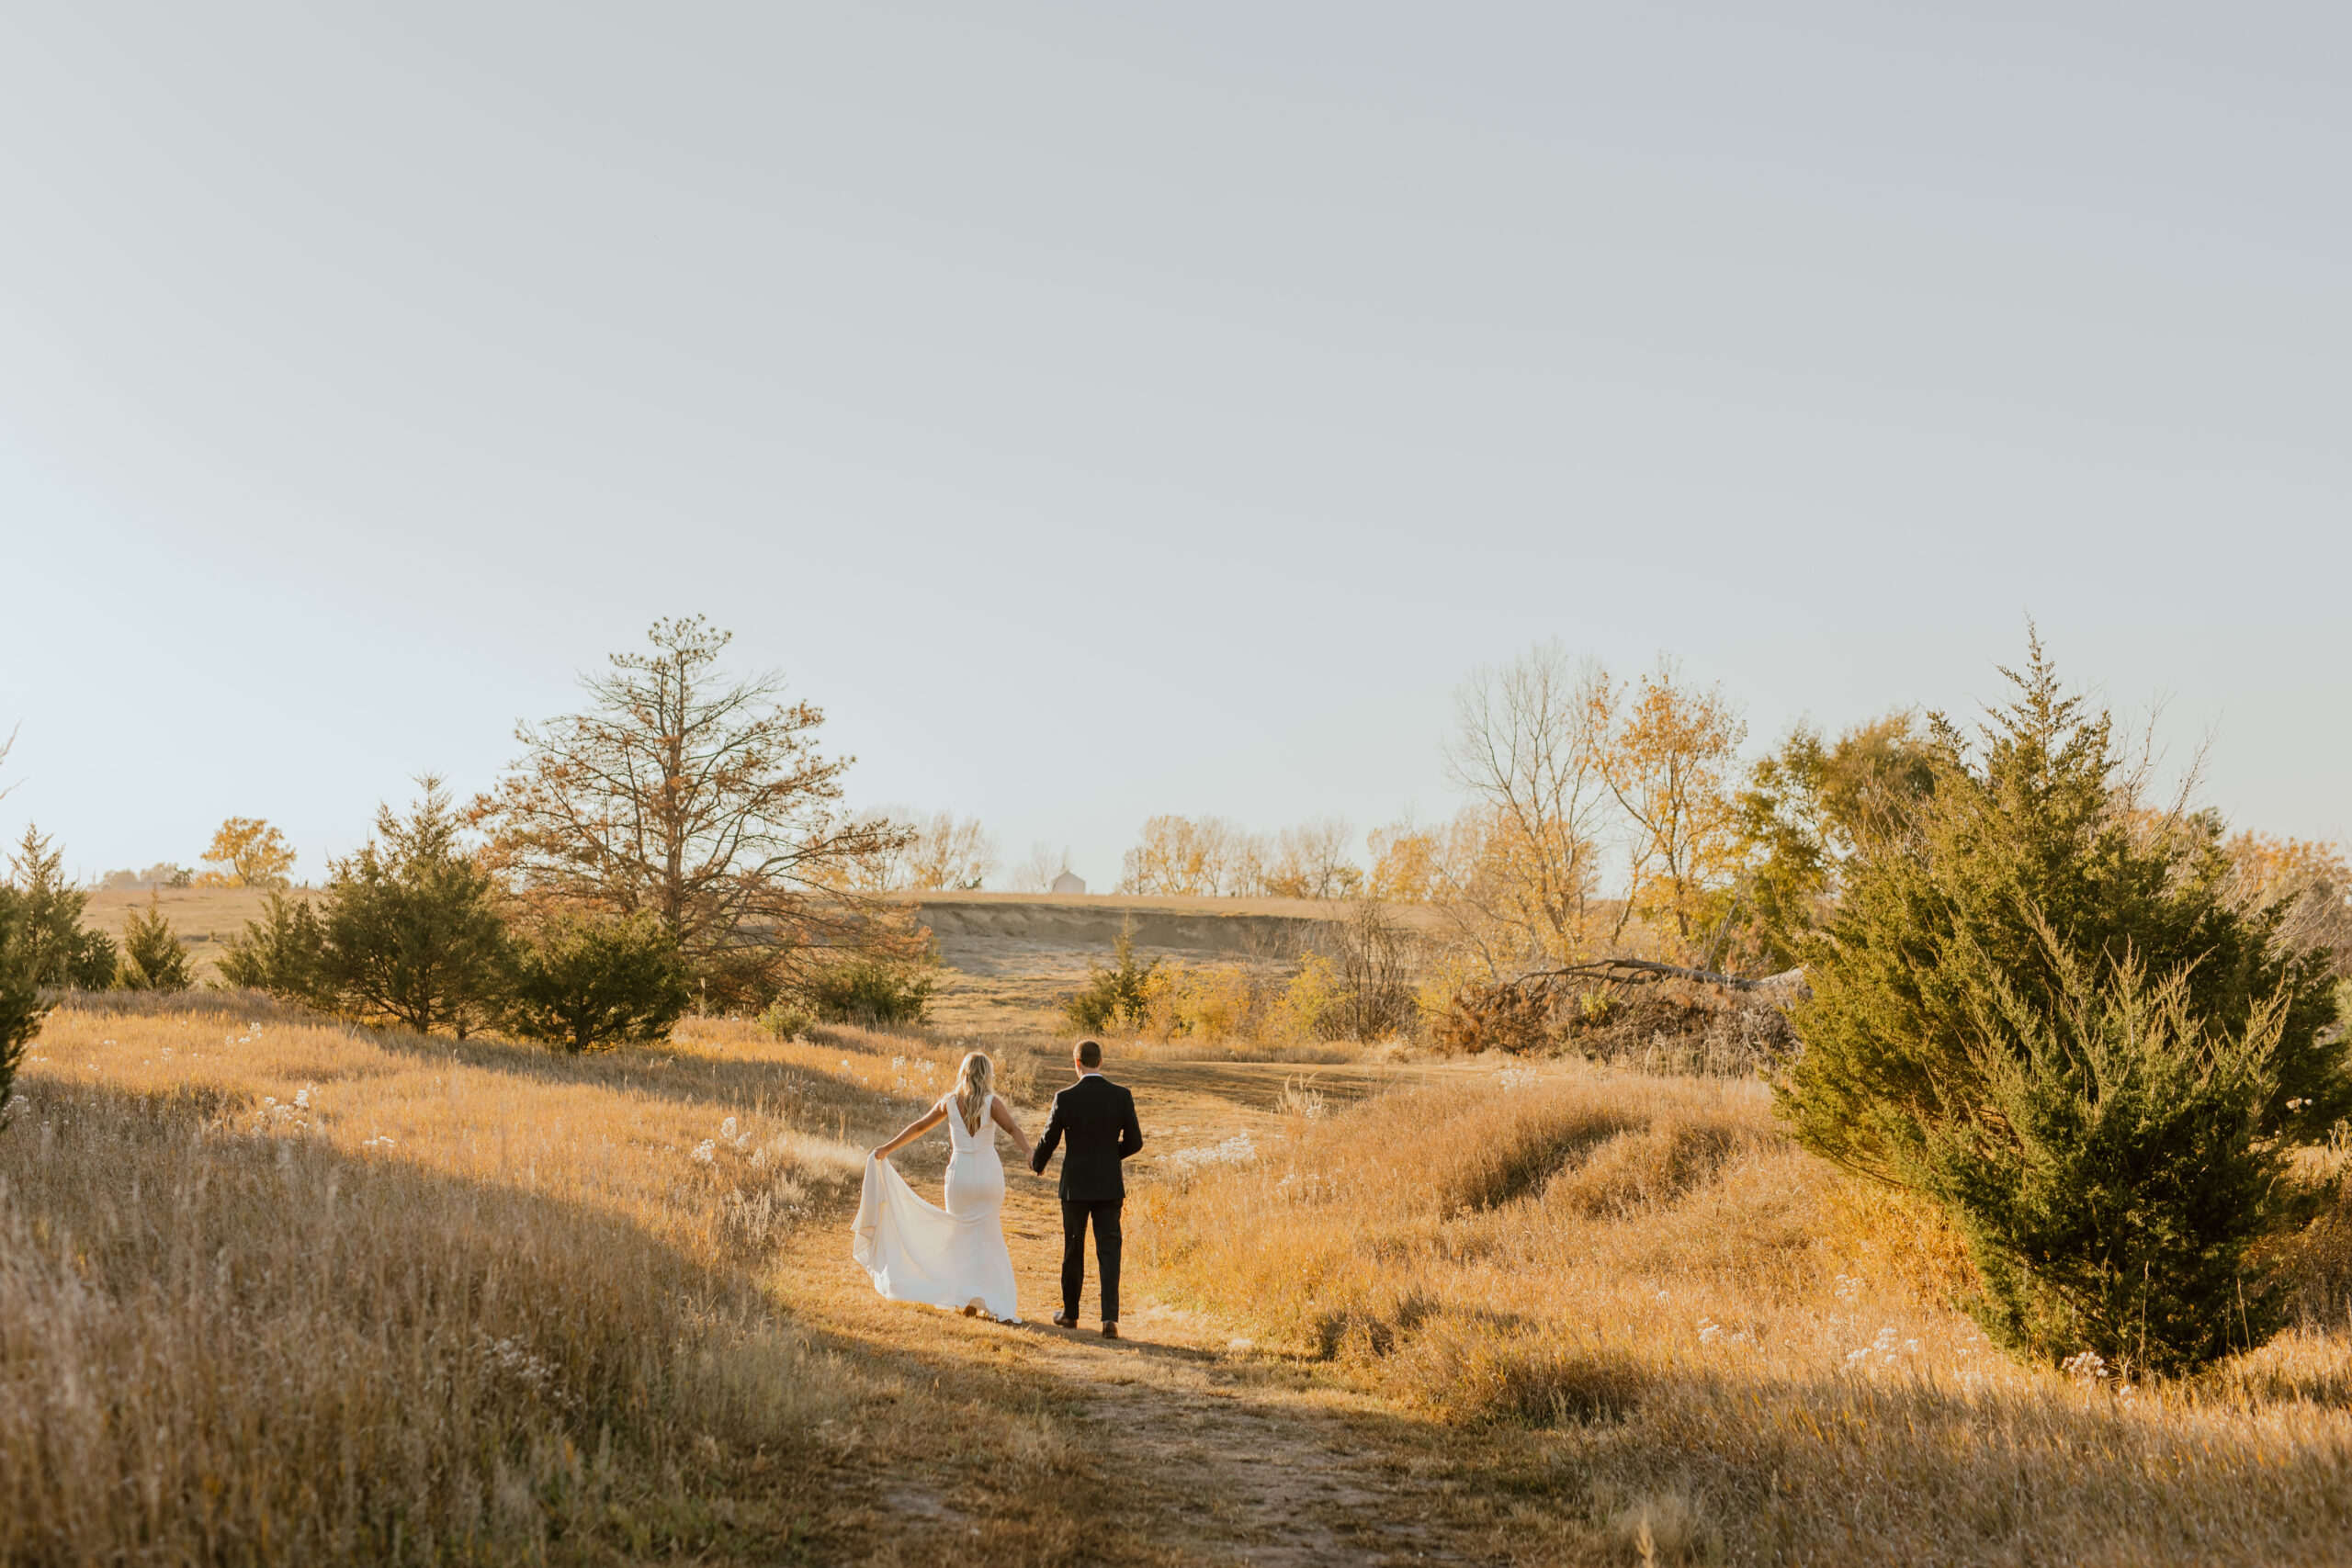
[1075,1039,1102,1068]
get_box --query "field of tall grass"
[0,994,1049,1563]
[1139,1063,2352,1564]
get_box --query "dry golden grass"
[0,995,1081,1564]
[79,886,289,984]
[1138,1062,2352,1565]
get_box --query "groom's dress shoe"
[1052,1311,1076,1329]
[1101,1322,1118,1339]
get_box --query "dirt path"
[775,1059,1494,1566]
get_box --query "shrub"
[504,913,690,1053]
[220,784,509,1036]
[216,892,329,1005]
[1307,899,1421,1040]
[1064,922,1159,1032]
[1776,639,2347,1378]
[756,1000,812,1040]
[1913,937,2299,1376]
[6,827,118,990]
[806,957,933,1027]
[0,892,50,1116]
[116,897,193,992]
[318,783,511,1036]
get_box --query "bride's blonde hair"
[954,1052,994,1134]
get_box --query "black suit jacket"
[1030,1074,1144,1201]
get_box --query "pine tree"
[217,891,330,1005]
[117,896,195,991]
[6,826,118,989]
[318,780,512,1036]
[1775,637,2346,1376]
[504,912,690,1053]
[0,888,51,1118]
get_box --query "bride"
[854,1051,1032,1323]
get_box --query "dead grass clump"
[1386,1315,1648,1425]
[1542,1117,1760,1218]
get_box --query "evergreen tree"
[217,891,330,1005]
[317,780,512,1036]
[117,896,195,991]
[504,912,690,1052]
[6,826,119,989]
[0,887,51,1118]
[1776,637,2346,1376]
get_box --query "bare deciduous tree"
[840,809,1000,891]
[1263,817,1363,899]
[1011,840,1076,892]
[1442,644,1613,971]
[472,617,912,1009]
[2224,832,2352,976]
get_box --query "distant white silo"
[1050,870,1087,896]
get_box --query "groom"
[1029,1037,1144,1337]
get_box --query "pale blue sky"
[3,4,2345,886]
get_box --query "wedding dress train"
[853,1092,1021,1321]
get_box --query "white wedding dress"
[853,1092,1021,1322]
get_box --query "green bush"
[0,889,51,1118]
[756,1000,812,1041]
[220,783,509,1036]
[116,897,194,991]
[504,913,691,1053]
[1064,923,1158,1032]
[1912,936,2297,1376]
[806,957,933,1027]
[1776,639,2346,1378]
[6,826,119,990]
[319,783,511,1036]
[217,891,330,1006]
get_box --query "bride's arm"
[873,1103,947,1162]
[989,1096,1034,1165]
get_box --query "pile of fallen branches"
[1433,957,1806,1074]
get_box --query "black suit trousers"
[1060,1198,1122,1323]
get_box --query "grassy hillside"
[9,996,2352,1562]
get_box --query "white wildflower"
[1833,1273,1863,1303]
[2061,1350,2109,1384]
[294,1088,311,1111]
[691,1140,717,1164]
[1165,1133,1256,1175]
[719,1116,738,1140]
[1698,1319,1724,1345]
